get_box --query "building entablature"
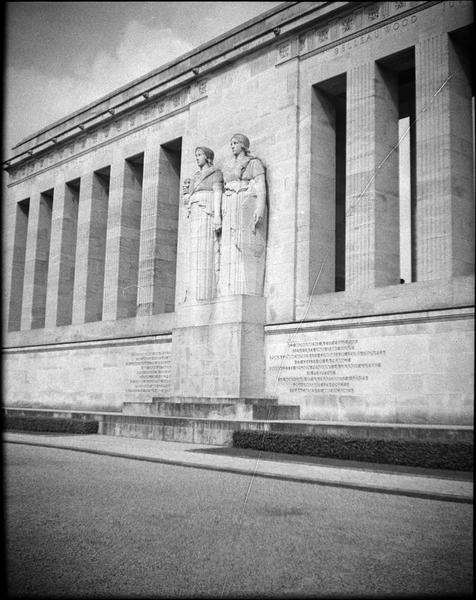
[4,0,441,180]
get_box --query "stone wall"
[4,335,172,413]
[266,308,473,425]
[2,1,474,426]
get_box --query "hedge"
[4,415,99,434]
[232,430,473,471]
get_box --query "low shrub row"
[232,430,473,471]
[4,415,99,434]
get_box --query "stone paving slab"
[3,432,473,503]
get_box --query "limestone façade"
[2,1,474,430]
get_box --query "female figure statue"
[182,146,223,302]
[218,133,267,296]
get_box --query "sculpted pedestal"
[172,135,268,400]
[171,295,266,399]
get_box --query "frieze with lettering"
[282,0,425,64]
[8,79,208,184]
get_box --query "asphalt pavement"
[5,441,473,598]
[3,431,473,503]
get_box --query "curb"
[5,439,473,504]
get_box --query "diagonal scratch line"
[219,73,453,598]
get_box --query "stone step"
[151,396,279,405]
[251,405,301,420]
[4,408,473,446]
[122,400,300,420]
[97,413,474,446]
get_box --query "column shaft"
[20,191,53,329]
[137,146,179,315]
[415,33,474,280]
[72,171,109,324]
[45,181,79,327]
[137,146,162,315]
[102,158,142,320]
[8,199,29,331]
[346,62,400,290]
[309,87,336,294]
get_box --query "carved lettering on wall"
[278,43,290,59]
[341,15,353,33]
[296,1,423,58]
[268,339,386,394]
[125,349,172,395]
[366,6,380,21]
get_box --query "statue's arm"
[182,178,191,204]
[212,181,222,232]
[252,172,266,232]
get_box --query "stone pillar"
[8,199,29,331]
[102,158,142,320]
[136,145,180,315]
[20,191,53,330]
[72,171,109,324]
[45,180,79,327]
[136,146,160,316]
[415,33,474,281]
[309,87,336,294]
[346,62,400,290]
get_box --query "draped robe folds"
[184,166,223,302]
[218,155,267,296]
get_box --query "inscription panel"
[269,339,386,394]
[4,337,172,412]
[125,349,171,395]
[265,313,474,424]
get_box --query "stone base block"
[171,295,267,398]
[122,397,300,420]
[3,408,472,447]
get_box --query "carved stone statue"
[218,133,267,296]
[182,146,223,302]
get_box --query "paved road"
[5,444,473,598]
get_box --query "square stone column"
[45,180,79,327]
[415,33,474,281]
[102,158,142,320]
[72,171,109,324]
[20,191,53,330]
[309,87,336,294]
[7,199,29,331]
[172,295,266,398]
[346,62,400,290]
[136,145,179,316]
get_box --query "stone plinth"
[122,397,299,420]
[172,295,266,398]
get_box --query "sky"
[4,1,283,158]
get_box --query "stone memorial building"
[3,1,474,444]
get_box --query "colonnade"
[310,31,474,294]
[7,32,474,332]
[8,143,181,331]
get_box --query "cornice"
[4,0,450,182]
[3,1,352,171]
